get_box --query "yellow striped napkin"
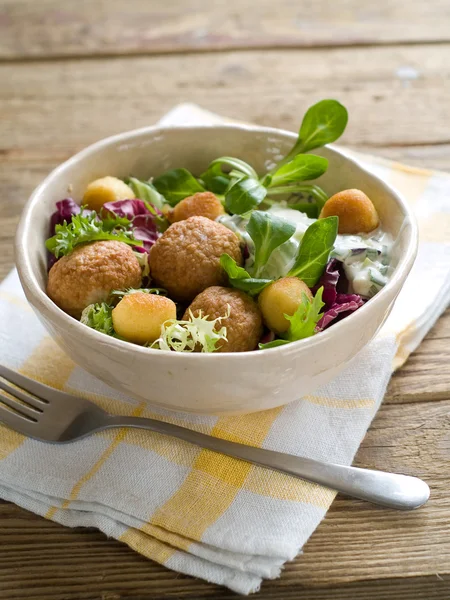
[0,105,449,594]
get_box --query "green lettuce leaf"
[287,216,338,286]
[246,211,296,277]
[125,176,167,211]
[259,287,324,349]
[269,154,328,187]
[152,168,204,206]
[220,253,271,295]
[80,303,115,336]
[224,177,267,215]
[45,211,141,258]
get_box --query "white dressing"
[218,205,394,298]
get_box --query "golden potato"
[258,277,312,334]
[319,188,379,234]
[112,292,176,344]
[168,191,225,223]
[83,176,135,212]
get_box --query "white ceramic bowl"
[16,124,418,415]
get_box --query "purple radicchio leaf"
[336,292,365,305]
[104,199,162,252]
[102,199,149,220]
[312,258,365,331]
[132,215,160,252]
[49,198,81,236]
[316,296,365,331]
[312,258,349,307]
[259,329,275,345]
[48,198,84,270]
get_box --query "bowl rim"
[15,122,419,360]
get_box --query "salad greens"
[221,212,337,294]
[269,154,328,188]
[259,288,325,349]
[207,100,346,217]
[46,97,379,354]
[46,211,141,258]
[80,303,114,336]
[220,254,271,295]
[288,216,338,286]
[199,162,230,194]
[152,168,204,206]
[138,99,348,218]
[224,177,267,215]
[110,287,167,299]
[246,211,296,277]
[276,99,348,165]
[126,177,166,211]
[208,157,258,180]
[152,309,229,353]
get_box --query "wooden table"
[1,1,449,598]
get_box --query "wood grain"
[386,311,450,404]
[1,0,450,60]
[1,46,449,152]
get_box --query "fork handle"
[105,415,429,510]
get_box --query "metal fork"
[0,363,429,510]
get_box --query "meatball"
[319,189,379,234]
[83,176,135,213]
[184,286,263,352]
[112,292,176,344]
[258,277,312,334]
[47,241,142,318]
[168,191,225,223]
[149,216,242,302]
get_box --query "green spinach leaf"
[126,177,167,211]
[152,168,205,206]
[220,254,271,295]
[273,100,348,171]
[246,211,296,277]
[199,163,230,195]
[288,216,338,285]
[266,184,328,214]
[288,202,319,219]
[225,177,267,215]
[258,339,290,349]
[209,156,258,180]
[296,99,348,154]
[270,154,328,187]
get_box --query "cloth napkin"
[1,105,449,595]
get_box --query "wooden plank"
[0,398,449,598]
[1,0,450,60]
[361,143,450,173]
[1,46,449,153]
[386,310,450,404]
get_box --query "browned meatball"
[183,286,263,352]
[47,241,142,318]
[149,216,242,302]
[168,191,225,223]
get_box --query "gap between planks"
[1,37,450,66]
